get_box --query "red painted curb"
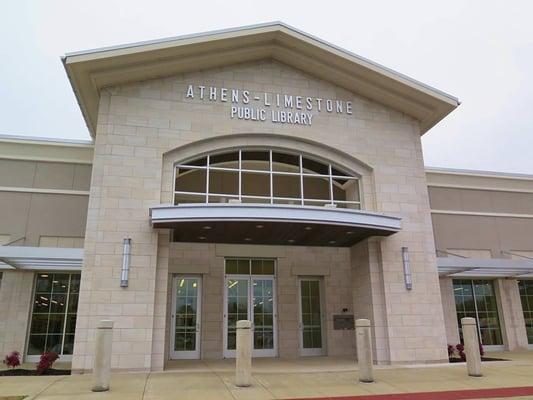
[286,386,533,400]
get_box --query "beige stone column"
[495,279,528,350]
[92,320,114,392]
[355,319,374,383]
[235,320,252,387]
[461,317,482,377]
[439,277,460,345]
[0,271,34,355]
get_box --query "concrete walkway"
[2,352,533,399]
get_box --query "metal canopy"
[0,246,83,271]
[150,203,401,247]
[437,257,533,278]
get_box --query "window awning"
[437,257,533,278]
[150,203,401,247]
[0,246,83,271]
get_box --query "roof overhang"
[437,257,533,278]
[0,246,83,271]
[150,203,401,247]
[63,22,459,137]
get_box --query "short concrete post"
[91,320,114,392]
[235,319,252,387]
[461,317,482,377]
[355,318,374,383]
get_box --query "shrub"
[3,351,21,369]
[36,351,59,375]
[447,344,455,358]
[455,343,466,361]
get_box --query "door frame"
[223,274,278,358]
[298,277,326,356]
[170,275,202,360]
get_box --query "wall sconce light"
[402,246,413,290]
[120,238,131,288]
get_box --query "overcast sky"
[2,0,532,174]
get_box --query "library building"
[0,23,532,373]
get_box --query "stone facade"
[70,59,448,372]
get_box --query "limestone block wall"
[0,271,35,356]
[73,59,448,370]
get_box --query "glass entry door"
[170,276,202,359]
[298,278,324,356]
[223,259,277,358]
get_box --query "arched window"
[174,149,361,209]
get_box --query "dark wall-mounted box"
[333,315,354,330]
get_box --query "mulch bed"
[448,357,507,363]
[0,368,70,376]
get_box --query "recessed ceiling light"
[203,226,212,230]
[256,224,264,229]
[346,231,354,235]
[329,240,337,244]
[244,238,252,241]
[197,236,206,240]
[288,239,295,243]
[304,226,312,231]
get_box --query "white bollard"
[461,317,482,377]
[235,319,252,387]
[91,320,114,392]
[355,318,374,383]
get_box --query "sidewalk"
[1,352,533,399]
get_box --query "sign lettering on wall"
[185,84,352,126]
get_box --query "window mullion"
[328,164,334,205]
[60,274,71,355]
[238,150,242,202]
[269,150,273,204]
[206,155,210,204]
[299,155,304,205]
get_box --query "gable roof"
[62,21,459,137]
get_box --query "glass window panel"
[273,174,300,198]
[35,274,53,293]
[262,260,275,275]
[242,172,270,197]
[303,176,330,200]
[251,259,262,275]
[332,184,346,202]
[30,314,49,334]
[50,294,67,313]
[226,259,239,274]
[68,293,79,314]
[33,295,51,313]
[28,335,46,355]
[63,334,75,355]
[302,157,328,175]
[46,334,63,353]
[70,275,80,294]
[174,192,205,204]
[52,275,70,293]
[210,152,238,168]
[175,168,206,193]
[272,152,300,172]
[237,259,250,275]
[209,169,238,195]
[47,314,65,334]
[66,314,77,334]
[183,156,207,167]
[242,151,270,171]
